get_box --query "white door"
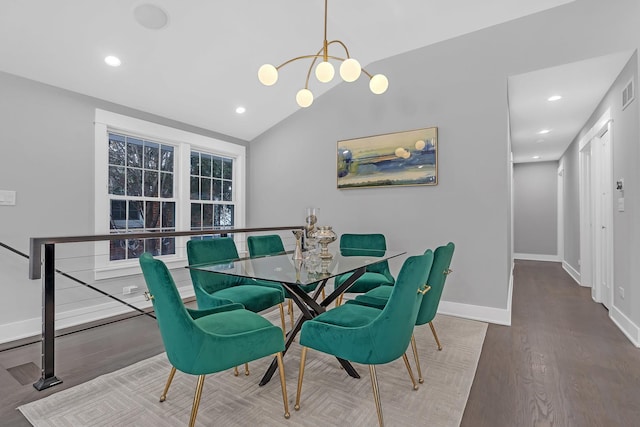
[595,130,613,309]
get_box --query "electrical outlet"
[123,285,139,295]
[618,286,625,299]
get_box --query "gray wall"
[513,162,558,256]
[248,0,640,319]
[560,51,639,321]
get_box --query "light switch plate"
[0,190,16,206]
[618,197,625,212]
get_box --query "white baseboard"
[0,285,195,345]
[438,299,511,326]
[562,261,581,285]
[514,253,560,262]
[610,305,640,348]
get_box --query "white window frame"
[94,109,246,279]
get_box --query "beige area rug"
[18,314,487,427]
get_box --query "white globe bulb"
[339,58,361,82]
[402,151,411,159]
[258,64,278,86]
[315,61,335,83]
[296,89,314,108]
[395,147,405,158]
[369,74,389,94]
[415,140,426,150]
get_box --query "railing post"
[33,243,62,390]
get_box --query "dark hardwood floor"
[1,260,639,426]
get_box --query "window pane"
[110,239,126,261]
[161,236,175,255]
[144,141,159,170]
[200,177,211,200]
[190,152,200,175]
[160,172,173,198]
[109,135,126,166]
[213,179,222,201]
[127,239,144,259]
[127,168,142,196]
[191,203,202,229]
[190,176,199,200]
[201,154,212,177]
[145,201,161,229]
[128,201,144,229]
[203,204,213,228]
[215,204,234,227]
[127,138,143,167]
[109,166,125,195]
[213,156,222,178]
[222,180,232,201]
[144,170,159,197]
[222,159,233,180]
[161,146,174,172]
[162,202,175,228]
[110,200,126,230]
[145,238,161,256]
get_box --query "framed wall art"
[337,127,438,189]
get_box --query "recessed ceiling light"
[532,155,541,159]
[134,4,169,30]
[235,106,246,114]
[538,129,551,135]
[104,56,121,67]
[547,95,562,102]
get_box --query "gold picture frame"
[337,127,438,189]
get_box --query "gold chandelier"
[257,0,389,108]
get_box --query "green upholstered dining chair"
[187,237,287,375]
[138,253,290,427]
[247,234,324,329]
[350,242,455,384]
[333,233,395,306]
[294,251,434,427]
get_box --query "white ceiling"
[0,0,575,143]
[509,51,633,164]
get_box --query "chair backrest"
[415,242,455,326]
[339,233,394,283]
[247,234,286,258]
[186,237,242,295]
[139,253,204,371]
[365,250,433,364]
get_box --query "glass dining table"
[188,248,405,386]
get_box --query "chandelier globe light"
[257,0,388,108]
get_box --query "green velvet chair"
[333,233,395,306]
[138,253,290,427]
[294,251,434,427]
[247,234,324,328]
[350,242,455,383]
[187,237,287,375]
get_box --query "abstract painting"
[337,127,438,189]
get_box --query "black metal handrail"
[28,225,303,391]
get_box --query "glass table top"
[189,249,406,286]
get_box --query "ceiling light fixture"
[547,95,562,101]
[104,56,121,67]
[235,106,246,114]
[538,129,551,135]
[257,0,388,108]
[532,155,542,159]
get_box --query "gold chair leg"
[410,334,424,384]
[244,362,250,376]
[188,375,206,427]
[288,299,294,330]
[336,293,344,307]
[368,365,385,427]
[160,366,176,402]
[276,352,291,419]
[279,303,287,341]
[321,288,325,299]
[294,346,308,410]
[234,366,239,376]
[429,321,443,350]
[402,353,419,390]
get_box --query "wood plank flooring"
[1,260,639,426]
